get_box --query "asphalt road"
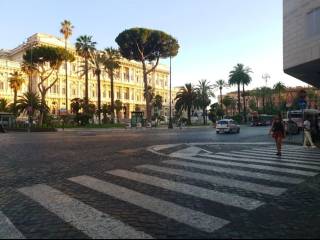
[0,126,320,239]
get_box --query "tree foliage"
[196,79,214,125]
[23,46,75,125]
[175,83,198,125]
[228,63,252,117]
[116,28,179,121]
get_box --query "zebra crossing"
[1,144,320,239]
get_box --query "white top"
[304,120,311,130]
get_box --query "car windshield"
[218,121,228,125]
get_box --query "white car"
[216,119,240,134]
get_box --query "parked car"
[283,119,300,135]
[216,119,240,134]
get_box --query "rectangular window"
[123,67,130,82]
[0,81,4,90]
[306,8,320,37]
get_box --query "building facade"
[0,33,176,119]
[224,86,320,115]
[283,0,320,87]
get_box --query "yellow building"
[0,33,176,119]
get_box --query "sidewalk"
[57,125,213,132]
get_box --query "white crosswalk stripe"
[136,165,286,196]
[255,147,320,156]
[224,151,320,165]
[244,149,320,159]
[198,154,320,171]
[162,160,305,184]
[0,211,25,239]
[7,144,320,238]
[251,146,320,154]
[107,169,264,209]
[18,184,152,239]
[69,175,230,233]
[173,155,318,176]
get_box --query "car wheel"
[216,131,219,134]
[237,129,240,134]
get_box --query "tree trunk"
[187,106,191,126]
[85,58,89,106]
[142,62,152,122]
[39,91,47,127]
[243,83,247,123]
[97,72,101,125]
[203,106,206,125]
[237,83,241,115]
[13,90,17,115]
[220,87,223,108]
[110,73,115,124]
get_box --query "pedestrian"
[0,124,5,133]
[303,117,317,149]
[269,113,285,156]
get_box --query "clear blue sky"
[0,0,305,97]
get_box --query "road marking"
[0,211,25,239]
[69,175,230,233]
[108,169,264,209]
[218,152,320,166]
[247,149,320,159]
[169,155,318,177]
[163,160,305,184]
[137,165,286,196]
[200,154,320,171]
[18,184,152,239]
[252,146,320,154]
[230,151,320,164]
[256,146,320,153]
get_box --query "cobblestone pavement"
[0,129,320,239]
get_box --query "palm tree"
[21,61,37,92]
[9,71,25,114]
[60,20,74,113]
[16,92,42,127]
[230,98,237,116]
[0,98,9,112]
[153,95,163,117]
[273,82,286,109]
[175,83,198,126]
[214,79,228,108]
[103,47,121,124]
[228,64,252,120]
[114,100,123,123]
[241,66,252,122]
[89,50,105,125]
[260,87,273,113]
[75,35,97,106]
[222,96,233,116]
[196,79,215,125]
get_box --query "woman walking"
[269,114,286,156]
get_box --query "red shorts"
[272,132,284,139]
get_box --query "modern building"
[283,0,320,87]
[0,33,176,120]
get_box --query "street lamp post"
[168,55,173,129]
